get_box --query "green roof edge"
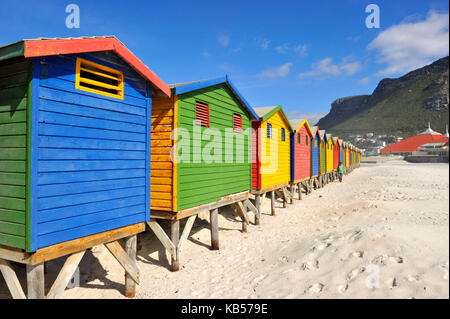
[261,105,293,131]
[0,41,25,62]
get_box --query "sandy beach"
[1,159,448,299]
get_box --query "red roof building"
[381,124,449,154]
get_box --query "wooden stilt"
[0,259,26,299]
[210,209,219,250]
[105,241,140,284]
[170,220,180,272]
[290,184,294,204]
[271,191,276,216]
[46,251,85,299]
[298,183,302,200]
[124,235,137,298]
[254,195,261,225]
[26,263,45,299]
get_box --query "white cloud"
[261,39,270,50]
[286,111,328,126]
[202,51,210,57]
[260,62,293,78]
[275,43,308,57]
[294,44,308,57]
[218,35,230,47]
[346,36,361,41]
[297,58,362,79]
[358,77,370,85]
[368,10,449,76]
[275,44,289,53]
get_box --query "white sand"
[1,160,448,299]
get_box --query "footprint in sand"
[313,243,331,251]
[407,274,420,282]
[372,255,388,266]
[385,277,398,288]
[307,283,324,294]
[351,251,364,258]
[344,230,363,242]
[389,256,404,264]
[347,267,365,280]
[337,283,348,293]
[301,260,319,271]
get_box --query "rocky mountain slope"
[316,56,449,138]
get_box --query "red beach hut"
[290,118,314,183]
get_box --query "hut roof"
[290,118,314,136]
[319,130,326,139]
[169,76,258,120]
[253,106,293,130]
[0,36,171,97]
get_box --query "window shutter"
[233,114,242,133]
[76,58,124,99]
[281,128,285,141]
[195,101,210,127]
[267,123,272,139]
[297,133,301,144]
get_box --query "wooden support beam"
[298,182,302,200]
[178,215,196,256]
[147,220,176,258]
[30,223,145,265]
[233,201,249,233]
[170,220,180,271]
[271,191,276,216]
[124,235,137,298]
[26,263,45,299]
[210,209,219,250]
[244,199,258,215]
[0,245,31,264]
[254,195,261,225]
[46,250,85,299]
[290,184,294,204]
[0,258,26,299]
[105,241,140,284]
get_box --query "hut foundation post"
[170,220,180,272]
[270,191,276,216]
[254,195,261,225]
[290,185,294,204]
[124,235,137,298]
[298,183,302,200]
[210,209,219,250]
[26,263,45,299]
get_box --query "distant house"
[381,124,449,156]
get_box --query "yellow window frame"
[75,58,124,99]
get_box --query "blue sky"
[0,0,448,124]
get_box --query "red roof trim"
[23,38,171,97]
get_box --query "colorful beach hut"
[310,126,321,187]
[319,130,327,183]
[338,139,344,166]
[290,118,313,183]
[345,142,351,170]
[290,118,314,198]
[149,76,259,270]
[333,136,340,171]
[151,76,257,213]
[325,133,334,181]
[0,36,170,298]
[252,106,293,210]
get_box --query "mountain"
[316,56,449,138]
